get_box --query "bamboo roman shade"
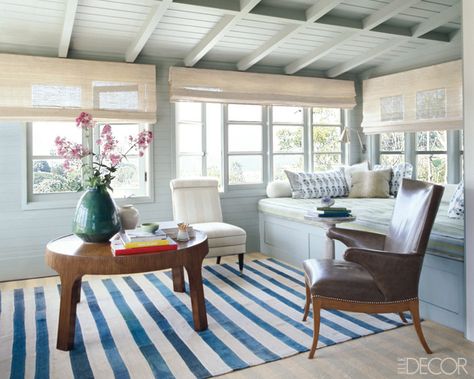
[169,67,356,108]
[362,60,462,134]
[0,54,156,123]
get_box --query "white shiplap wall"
[0,59,265,281]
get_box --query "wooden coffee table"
[45,231,209,351]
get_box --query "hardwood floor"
[216,253,474,379]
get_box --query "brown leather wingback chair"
[303,179,444,358]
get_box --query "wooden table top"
[45,231,209,276]
[46,231,207,258]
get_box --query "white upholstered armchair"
[170,177,247,271]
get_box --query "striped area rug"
[0,258,411,379]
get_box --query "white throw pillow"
[342,161,370,189]
[284,169,348,199]
[447,180,464,219]
[266,180,292,198]
[373,162,413,196]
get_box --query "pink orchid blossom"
[56,113,153,190]
[75,112,94,129]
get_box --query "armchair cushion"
[303,259,385,303]
[193,222,246,248]
[344,248,423,301]
[327,227,386,250]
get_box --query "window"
[176,102,222,186]
[227,104,264,185]
[416,131,447,184]
[28,122,151,201]
[271,106,304,180]
[176,102,343,190]
[312,108,343,171]
[379,132,405,166]
[30,122,83,195]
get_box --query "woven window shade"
[0,54,156,123]
[169,67,356,108]
[362,60,462,134]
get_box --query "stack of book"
[316,206,352,218]
[111,229,178,256]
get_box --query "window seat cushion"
[258,196,464,261]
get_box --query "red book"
[111,237,178,256]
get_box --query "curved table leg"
[57,274,82,351]
[185,263,208,331]
[172,266,185,292]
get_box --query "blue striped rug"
[0,258,411,378]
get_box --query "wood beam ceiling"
[325,2,462,77]
[58,0,79,58]
[184,0,261,67]
[125,0,173,63]
[236,0,342,71]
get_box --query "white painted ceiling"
[0,0,462,78]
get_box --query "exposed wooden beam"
[171,1,456,44]
[412,2,461,37]
[305,0,343,22]
[184,0,261,67]
[125,0,173,63]
[237,0,341,70]
[58,0,78,57]
[237,25,299,71]
[327,2,462,77]
[361,37,462,78]
[362,0,419,30]
[284,31,354,74]
[326,39,402,77]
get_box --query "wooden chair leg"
[409,300,433,354]
[308,298,321,359]
[303,283,311,321]
[216,257,221,264]
[238,253,244,273]
[399,312,408,323]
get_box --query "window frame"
[24,122,153,210]
[375,129,462,185]
[310,108,344,172]
[414,130,448,184]
[379,132,405,166]
[268,106,306,182]
[176,103,345,190]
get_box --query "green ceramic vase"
[72,187,121,243]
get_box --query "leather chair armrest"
[327,228,386,250]
[344,248,423,301]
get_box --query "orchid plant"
[55,112,153,192]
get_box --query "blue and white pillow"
[373,162,413,196]
[448,180,464,219]
[284,169,349,199]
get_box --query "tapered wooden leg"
[72,279,82,305]
[399,312,408,323]
[186,263,208,331]
[172,266,185,292]
[309,298,321,359]
[409,300,432,354]
[216,257,221,264]
[238,253,244,273]
[57,275,82,351]
[303,283,311,321]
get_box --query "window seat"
[257,184,465,332]
[258,196,464,261]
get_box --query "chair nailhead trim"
[312,295,418,304]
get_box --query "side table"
[304,214,356,259]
